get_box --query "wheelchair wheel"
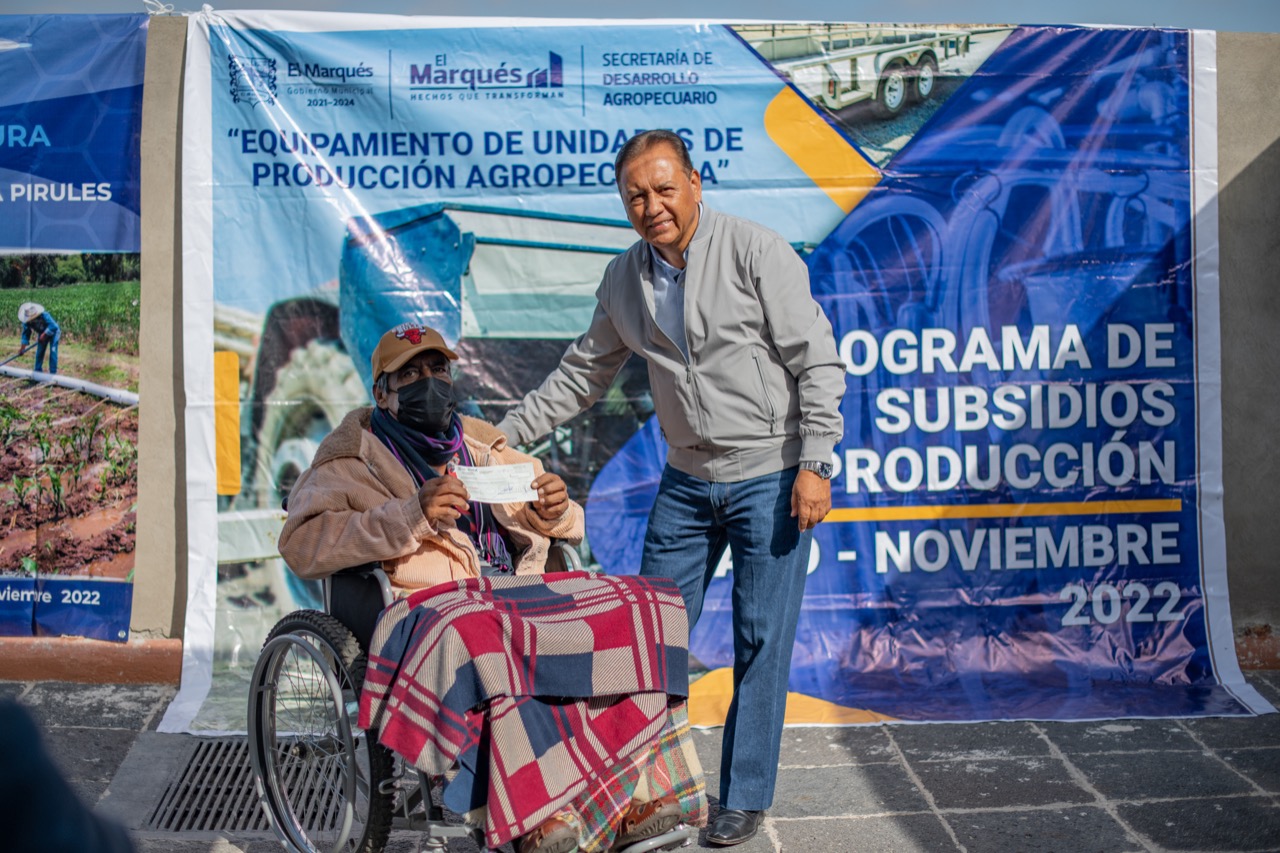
[248,610,394,853]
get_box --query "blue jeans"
[33,332,59,374]
[640,464,810,811]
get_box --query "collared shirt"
[647,203,700,361]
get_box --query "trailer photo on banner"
[0,14,146,644]
[167,10,1272,733]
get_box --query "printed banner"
[170,12,1268,731]
[0,14,146,643]
[0,14,146,252]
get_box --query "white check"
[452,463,538,504]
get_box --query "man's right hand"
[417,477,470,527]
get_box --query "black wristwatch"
[800,461,833,480]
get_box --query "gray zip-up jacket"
[497,206,845,483]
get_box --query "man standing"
[498,130,845,846]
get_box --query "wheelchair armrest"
[549,541,595,574]
[325,563,394,653]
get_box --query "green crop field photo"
[0,255,142,391]
[0,281,141,356]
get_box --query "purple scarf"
[369,408,513,572]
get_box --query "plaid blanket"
[570,701,709,852]
[359,572,691,848]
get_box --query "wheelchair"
[247,548,698,853]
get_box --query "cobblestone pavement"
[2,671,1278,852]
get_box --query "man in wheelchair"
[275,323,706,853]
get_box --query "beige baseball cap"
[370,322,459,383]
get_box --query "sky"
[4,0,1279,32]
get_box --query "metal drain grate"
[145,737,270,832]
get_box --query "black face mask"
[394,376,456,435]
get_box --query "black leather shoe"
[707,809,764,846]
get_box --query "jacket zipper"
[647,250,706,446]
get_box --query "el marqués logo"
[409,52,564,92]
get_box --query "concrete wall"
[1217,32,1280,638]
[132,14,187,641]
[122,26,1280,665]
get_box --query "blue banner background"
[588,26,1257,719]
[0,576,130,642]
[0,14,146,252]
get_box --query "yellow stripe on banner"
[689,667,897,726]
[825,499,1183,523]
[763,86,880,214]
[214,351,241,497]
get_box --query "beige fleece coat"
[278,408,584,592]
